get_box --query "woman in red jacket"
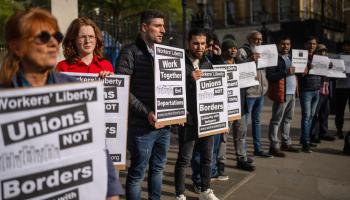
[57,17,113,77]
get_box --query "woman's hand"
[98,70,114,78]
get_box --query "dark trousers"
[174,125,214,195]
[311,94,330,138]
[335,88,350,131]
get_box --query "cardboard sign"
[62,73,130,169]
[236,62,260,88]
[196,70,228,138]
[340,55,350,73]
[255,44,278,68]
[213,65,241,121]
[154,44,187,127]
[328,58,346,78]
[292,49,308,73]
[0,82,108,200]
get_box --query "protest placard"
[0,150,107,200]
[0,82,108,199]
[292,49,308,73]
[236,62,260,88]
[154,44,187,127]
[328,58,346,78]
[340,55,350,73]
[213,65,241,121]
[309,55,331,76]
[255,44,278,68]
[196,70,228,138]
[62,72,130,169]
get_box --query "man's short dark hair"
[278,36,291,44]
[188,28,207,42]
[305,35,318,43]
[140,9,165,24]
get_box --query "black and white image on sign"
[213,64,241,121]
[291,49,308,73]
[154,44,187,125]
[62,72,130,168]
[196,70,228,137]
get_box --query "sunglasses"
[33,31,64,44]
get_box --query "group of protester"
[0,7,349,200]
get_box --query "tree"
[79,0,182,28]
[0,0,23,42]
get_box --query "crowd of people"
[0,7,349,200]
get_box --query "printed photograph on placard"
[292,49,308,73]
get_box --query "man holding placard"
[266,36,300,157]
[174,28,219,200]
[237,31,271,158]
[116,10,171,200]
[335,39,350,139]
[221,39,256,171]
[298,36,322,153]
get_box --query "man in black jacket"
[174,28,219,200]
[115,10,170,200]
[298,36,321,153]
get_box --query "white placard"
[255,44,278,68]
[340,55,350,73]
[0,150,107,200]
[62,72,130,169]
[236,61,260,88]
[309,55,331,76]
[292,49,308,73]
[0,82,108,199]
[328,58,347,78]
[154,44,187,126]
[196,70,228,138]
[213,65,241,121]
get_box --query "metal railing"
[0,43,7,63]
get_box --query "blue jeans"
[126,127,171,200]
[246,96,264,153]
[210,134,227,176]
[300,90,319,145]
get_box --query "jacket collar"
[135,35,154,61]
[11,71,56,88]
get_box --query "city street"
[120,97,350,200]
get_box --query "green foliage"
[0,0,24,42]
[79,0,182,28]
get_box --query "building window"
[252,0,262,23]
[279,0,292,21]
[302,0,309,19]
[225,0,235,26]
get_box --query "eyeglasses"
[77,35,96,42]
[33,31,64,44]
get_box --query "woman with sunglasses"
[0,8,122,200]
[56,17,113,78]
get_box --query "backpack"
[343,131,350,155]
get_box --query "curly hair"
[62,17,103,64]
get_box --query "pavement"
[120,97,350,200]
